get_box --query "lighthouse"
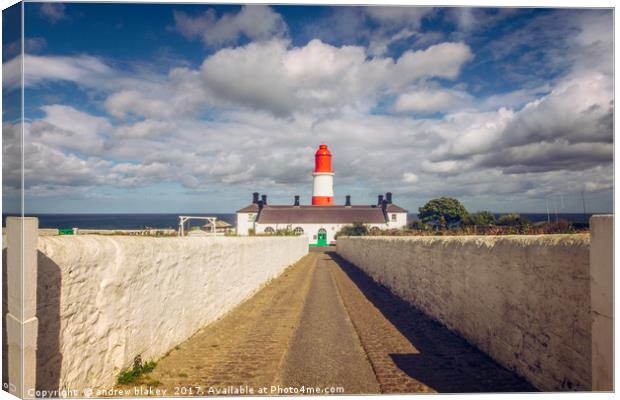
[235,143,408,245]
[312,144,334,206]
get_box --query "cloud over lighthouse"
[312,144,334,206]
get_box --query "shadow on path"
[326,251,537,393]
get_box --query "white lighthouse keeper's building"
[236,144,408,246]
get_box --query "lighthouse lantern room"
[236,144,408,246]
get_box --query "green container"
[58,228,74,235]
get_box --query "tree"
[418,197,469,229]
[335,222,368,238]
[497,213,525,226]
[463,211,496,227]
[497,213,531,234]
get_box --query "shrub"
[463,211,496,227]
[274,227,299,236]
[335,222,369,238]
[496,213,532,234]
[540,219,575,234]
[408,220,432,232]
[117,355,157,385]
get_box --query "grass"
[117,356,157,385]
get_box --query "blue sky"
[2,3,614,213]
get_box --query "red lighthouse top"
[314,144,333,173]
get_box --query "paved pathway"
[117,251,536,395]
[278,252,380,393]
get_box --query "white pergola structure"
[178,216,218,237]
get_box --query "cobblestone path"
[278,252,380,393]
[117,250,536,395]
[117,253,317,396]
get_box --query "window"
[264,227,275,234]
[294,227,304,235]
[391,214,397,222]
[248,213,255,222]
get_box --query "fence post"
[6,217,38,398]
[590,214,613,391]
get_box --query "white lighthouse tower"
[312,144,334,206]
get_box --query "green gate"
[317,230,327,246]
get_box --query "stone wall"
[35,235,308,391]
[337,234,591,391]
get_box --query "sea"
[1,212,597,230]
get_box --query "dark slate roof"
[236,204,259,213]
[256,205,388,224]
[387,204,408,213]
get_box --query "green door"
[317,230,327,246]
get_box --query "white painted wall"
[337,234,591,391]
[236,212,256,235]
[590,215,613,391]
[238,211,407,243]
[255,222,394,244]
[35,235,308,391]
[386,212,408,229]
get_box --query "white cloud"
[428,72,613,177]
[501,73,612,148]
[29,105,111,155]
[304,6,435,56]
[105,90,176,120]
[447,8,517,34]
[5,38,473,119]
[394,87,471,113]
[173,5,287,47]
[429,108,514,160]
[39,3,66,23]
[364,6,432,27]
[114,119,174,139]
[421,160,467,174]
[2,53,159,92]
[367,28,416,57]
[2,121,114,190]
[98,38,473,119]
[392,42,473,86]
[478,85,551,112]
[402,172,419,183]
[199,39,472,117]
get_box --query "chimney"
[258,200,264,211]
[381,199,388,212]
[252,192,259,204]
[261,194,267,206]
[345,195,351,207]
[378,194,384,205]
[386,192,393,204]
[294,195,300,207]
